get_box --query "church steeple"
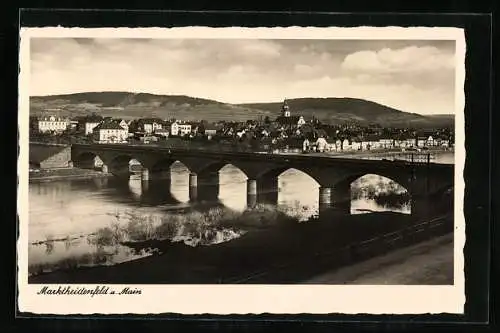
[282,99,290,117]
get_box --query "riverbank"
[279,147,454,158]
[28,211,453,284]
[29,167,111,183]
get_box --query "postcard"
[18,26,465,315]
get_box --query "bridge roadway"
[71,143,454,217]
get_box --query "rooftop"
[94,121,127,130]
[37,116,69,122]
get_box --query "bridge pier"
[247,179,257,208]
[256,177,279,206]
[319,187,332,213]
[198,171,220,202]
[141,179,149,192]
[411,195,431,219]
[140,166,172,181]
[189,173,198,201]
[318,184,351,215]
[149,170,171,180]
[141,168,149,181]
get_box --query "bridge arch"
[147,158,180,180]
[256,166,321,186]
[72,152,105,170]
[106,154,146,178]
[193,161,249,179]
[342,173,411,215]
[242,166,322,209]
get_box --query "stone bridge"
[71,143,454,217]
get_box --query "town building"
[85,121,101,135]
[36,115,70,133]
[93,121,129,143]
[275,99,307,128]
[282,99,291,117]
[379,137,395,149]
[417,136,428,148]
[69,120,79,130]
[114,119,132,132]
[153,128,170,138]
[131,118,164,134]
[144,120,163,134]
[171,121,192,136]
[204,124,218,139]
[75,114,104,135]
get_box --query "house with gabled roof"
[78,114,104,135]
[93,121,128,143]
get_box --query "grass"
[88,204,297,250]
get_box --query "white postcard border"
[17,26,466,315]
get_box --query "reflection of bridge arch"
[332,172,411,215]
[217,164,248,211]
[348,173,411,214]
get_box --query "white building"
[85,121,102,135]
[203,124,218,139]
[69,120,79,130]
[37,115,69,133]
[116,119,131,132]
[351,141,362,151]
[154,128,170,138]
[93,121,128,143]
[379,138,394,149]
[417,137,427,147]
[143,121,163,134]
[297,116,306,127]
[315,137,328,152]
[170,121,192,136]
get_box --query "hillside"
[30,92,272,123]
[239,98,454,127]
[30,92,454,128]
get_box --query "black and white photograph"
[17,26,466,315]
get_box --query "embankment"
[29,168,111,183]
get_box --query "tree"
[264,116,271,124]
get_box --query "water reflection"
[219,164,247,212]
[28,162,421,276]
[351,174,411,215]
[277,169,319,221]
[164,161,188,203]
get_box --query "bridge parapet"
[71,143,453,199]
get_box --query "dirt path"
[303,234,454,285]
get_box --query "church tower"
[282,99,291,117]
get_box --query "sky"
[30,38,457,115]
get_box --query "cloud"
[340,46,455,74]
[29,38,457,115]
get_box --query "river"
[27,151,454,277]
